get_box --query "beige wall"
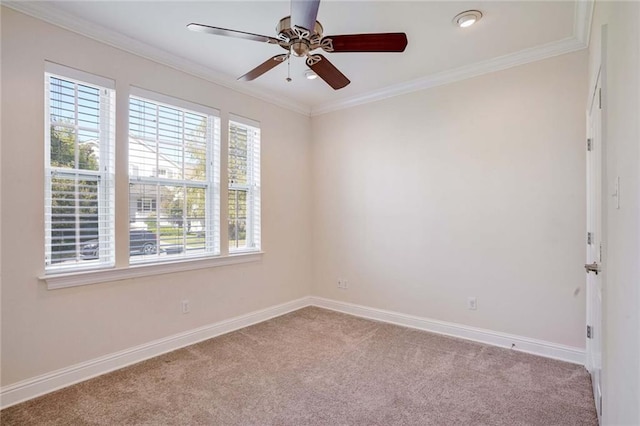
[588,2,640,424]
[6,5,635,416]
[0,8,312,386]
[311,50,588,348]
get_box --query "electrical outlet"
[337,279,349,289]
[181,299,190,314]
[467,297,477,310]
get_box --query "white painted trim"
[4,1,593,117]
[574,0,595,46]
[310,36,587,116]
[2,1,311,116]
[309,297,586,365]
[0,295,586,410]
[41,252,263,289]
[45,61,115,90]
[130,86,220,117]
[0,296,309,410]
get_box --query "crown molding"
[311,35,587,116]
[2,1,312,116]
[574,0,595,46]
[311,0,593,116]
[4,0,593,118]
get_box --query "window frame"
[40,76,264,289]
[44,63,116,274]
[136,197,157,213]
[127,87,221,264]
[228,115,261,253]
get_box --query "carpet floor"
[1,307,597,425]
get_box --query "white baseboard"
[1,295,585,410]
[309,297,585,366]
[0,297,309,410]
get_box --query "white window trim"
[40,77,265,289]
[128,88,221,262]
[44,63,116,274]
[228,115,261,253]
[130,86,214,117]
[46,62,115,90]
[39,252,263,290]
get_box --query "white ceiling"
[7,1,591,115]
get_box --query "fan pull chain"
[286,56,292,82]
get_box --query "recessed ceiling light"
[453,10,483,28]
[304,69,318,80]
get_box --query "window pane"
[229,126,248,185]
[128,136,156,178]
[50,126,77,169]
[129,182,210,260]
[45,69,114,273]
[228,189,247,249]
[185,187,206,252]
[158,105,182,144]
[78,134,100,171]
[48,174,100,264]
[158,186,185,256]
[129,98,157,140]
[49,77,75,122]
[185,116,207,182]
[228,118,259,252]
[158,139,183,180]
[77,84,100,128]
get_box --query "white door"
[586,69,603,422]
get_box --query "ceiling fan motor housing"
[277,16,324,57]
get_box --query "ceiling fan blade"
[323,33,408,52]
[238,54,289,81]
[291,0,320,32]
[187,23,279,44]
[306,54,350,90]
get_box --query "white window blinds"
[44,64,115,272]
[228,115,261,252]
[128,88,220,262]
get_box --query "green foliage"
[228,125,248,185]
[50,126,98,170]
[49,126,100,262]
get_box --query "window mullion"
[181,111,187,251]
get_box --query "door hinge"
[587,232,592,245]
[587,138,593,151]
[599,395,603,415]
[598,88,602,109]
[599,244,603,262]
[587,325,593,339]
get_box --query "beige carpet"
[1,307,597,425]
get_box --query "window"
[228,116,261,252]
[44,64,115,273]
[128,88,220,262]
[41,69,263,288]
[137,198,157,213]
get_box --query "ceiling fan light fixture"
[305,69,318,80]
[454,10,483,28]
[290,39,310,57]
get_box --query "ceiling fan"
[187,0,408,90]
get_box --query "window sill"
[40,252,264,290]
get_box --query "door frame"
[586,67,603,422]
[585,24,608,425]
